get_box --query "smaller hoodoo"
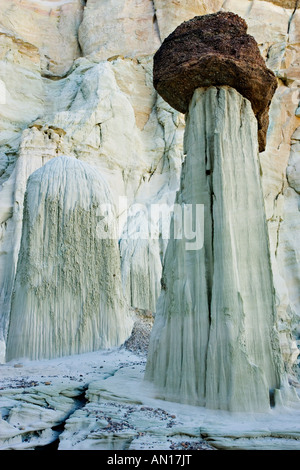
[6,156,133,361]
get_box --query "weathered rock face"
[259,0,299,7]
[6,156,133,361]
[78,0,161,61]
[1,348,300,451]
[120,208,162,313]
[0,0,298,452]
[0,0,299,379]
[152,0,224,40]
[145,86,288,412]
[153,12,278,152]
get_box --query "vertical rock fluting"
[6,156,133,361]
[145,13,289,412]
[152,12,278,153]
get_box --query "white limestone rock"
[6,156,133,361]
[37,58,169,205]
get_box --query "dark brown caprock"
[153,12,278,152]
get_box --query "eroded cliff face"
[6,156,133,360]
[0,0,299,373]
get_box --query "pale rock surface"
[277,127,300,350]
[0,0,298,433]
[145,87,288,412]
[220,0,300,374]
[0,0,84,77]
[78,0,161,61]
[1,348,300,450]
[0,381,85,450]
[222,0,291,46]
[153,0,224,40]
[258,0,300,7]
[0,33,45,342]
[112,57,156,131]
[37,58,183,314]
[6,156,133,361]
[0,31,43,158]
[120,207,162,312]
[287,128,300,193]
[31,57,178,210]
[0,129,56,362]
[0,51,184,352]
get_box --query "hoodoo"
[145,13,291,412]
[6,156,132,361]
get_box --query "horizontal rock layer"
[145,87,285,412]
[0,0,298,379]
